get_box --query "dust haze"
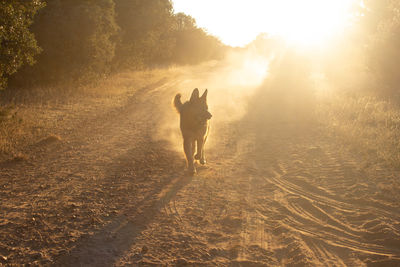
[2,1,400,265]
[157,41,320,153]
[156,44,275,152]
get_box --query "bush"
[113,0,175,69]
[11,0,118,86]
[171,13,224,65]
[0,0,44,89]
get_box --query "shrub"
[0,0,44,89]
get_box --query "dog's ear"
[200,89,208,102]
[190,88,200,102]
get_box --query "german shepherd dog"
[174,88,212,175]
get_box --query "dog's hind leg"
[184,138,196,175]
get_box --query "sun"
[173,0,357,47]
[265,0,356,46]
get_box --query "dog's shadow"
[55,140,194,266]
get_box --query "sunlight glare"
[173,0,357,47]
[267,0,355,46]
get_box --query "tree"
[7,0,226,88]
[171,13,224,65]
[0,0,44,89]
[114,0,175,68]
[11,0,118,86]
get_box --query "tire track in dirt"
[247,120,400,265]
[205,95,400,266]
[3,65,400,265]
[111,82,400,266]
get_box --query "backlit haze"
[173,0,358,47]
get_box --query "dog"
[174,88,212,175]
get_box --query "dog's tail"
[173,93,183,113]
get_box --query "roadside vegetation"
[0,0,225,160]
[315,0,400,169]
[1,0,400,168]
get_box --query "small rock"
[0,255,7,262]
[31,252,42,260]
[141,245,148,254]
[174,258,187,265]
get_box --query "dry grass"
[2,64,399,167]
[317,91,400,168]
[0,68,181,162]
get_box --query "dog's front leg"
[184,138,196,175]
[195,138,206,165]
[192,141,196,158]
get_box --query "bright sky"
[172,0,357,47]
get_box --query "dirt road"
[1,65,400,266]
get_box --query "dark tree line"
[3,0,400,95]
[0,0,225,89]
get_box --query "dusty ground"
[1,64,400,266]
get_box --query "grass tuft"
[0,68,180,161]
[318,92,400,169]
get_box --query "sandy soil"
[1,65,400,266]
